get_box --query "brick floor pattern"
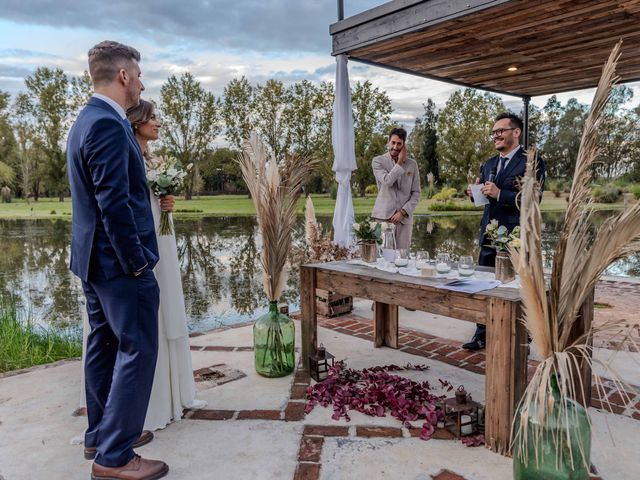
[181,298,639,479]
[307,313,640,422]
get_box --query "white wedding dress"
[78,195,206,432]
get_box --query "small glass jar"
[394,248,409,267]
[458,255,474,277]
[436,253,451,273]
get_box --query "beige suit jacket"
[371,152,421,225]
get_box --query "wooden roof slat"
[331,0,640,97]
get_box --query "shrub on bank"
[365,184,378,195]
[592,184,622,203]
[431,187,457,202]
[0,296,82,373]
[430,201,480,212]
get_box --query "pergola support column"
[522,95,531,149]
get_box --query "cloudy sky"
[1,0,638,129]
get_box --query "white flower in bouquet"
[146,156,190,236]
[146,170,158,183]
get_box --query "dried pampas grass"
[511,40,640,470]
[238,132,319,301]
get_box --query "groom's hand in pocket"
[160,195,175,213]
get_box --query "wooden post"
[374,302,399,348]
[567,288,594,407]
[484,298,527,455]
[300,265,317,374]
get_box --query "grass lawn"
[0,192,626,220]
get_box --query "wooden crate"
[316,289,353,317]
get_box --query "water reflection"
[0,212,637,332]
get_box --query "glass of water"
[458,255,475,277]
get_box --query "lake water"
[0,212,637,333]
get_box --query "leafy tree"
[12,93,41,200]
[21,67,88,201]
[0,91,17,189]
[554,98,588,179]
[408,99,439,185]
[436,89,505,185]
[627,104,640,182]
[597,85,635,179]
[222,77,254,149]
[251,79,291,161]
[540,95,564,179]
[309,81,335,192]
[160,72,222,199]
[199,147,243,194]
[285,79,336,193]
[519,103,543,149]
[351,80,392,196]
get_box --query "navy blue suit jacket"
[67,97,158,281]
[477,146,545,266]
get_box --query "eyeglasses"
[490,127,516,138]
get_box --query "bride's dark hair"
[126,99,155,159]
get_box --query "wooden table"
[299,261,593,455]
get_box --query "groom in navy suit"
[67,41,168,480]
[463,112,545,350]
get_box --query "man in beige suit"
[371,127,421,249]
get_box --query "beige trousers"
[374,218,413,250]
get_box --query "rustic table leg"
[484,298,527,455]
[374,302,399,348]
[300,265,317,374]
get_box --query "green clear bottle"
[513,375,591,480]
[253,301,295,377]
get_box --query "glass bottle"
[382,223,397,262]
[253,301,295,377]
[513,375,591,480]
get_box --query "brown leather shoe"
[91,455,168,480]
[84,431,154,460]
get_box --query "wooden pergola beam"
[331,0,640,98]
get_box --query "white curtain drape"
[331,54,357,247]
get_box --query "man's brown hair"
[88,41,141,86]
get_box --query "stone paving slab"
[1,317,638,479]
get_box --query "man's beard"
[125,89,140,110]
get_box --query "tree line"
[1,66,639,203]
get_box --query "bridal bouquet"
[146,156,192,235]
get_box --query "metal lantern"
[308,343,335,382]
[440,387,481,438]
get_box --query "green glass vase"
[253,301,295,377]
[513,375,591,480]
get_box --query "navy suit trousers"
[82,268,159,467]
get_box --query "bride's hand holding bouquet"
[146,156,192,235]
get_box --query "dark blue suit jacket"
[67,97,158,281]
[477,146,545,266]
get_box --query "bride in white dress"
[79,99,205,432]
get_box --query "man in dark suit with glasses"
[463,112,545,350]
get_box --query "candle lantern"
[308,343,335,382]
[440,388,481,438]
